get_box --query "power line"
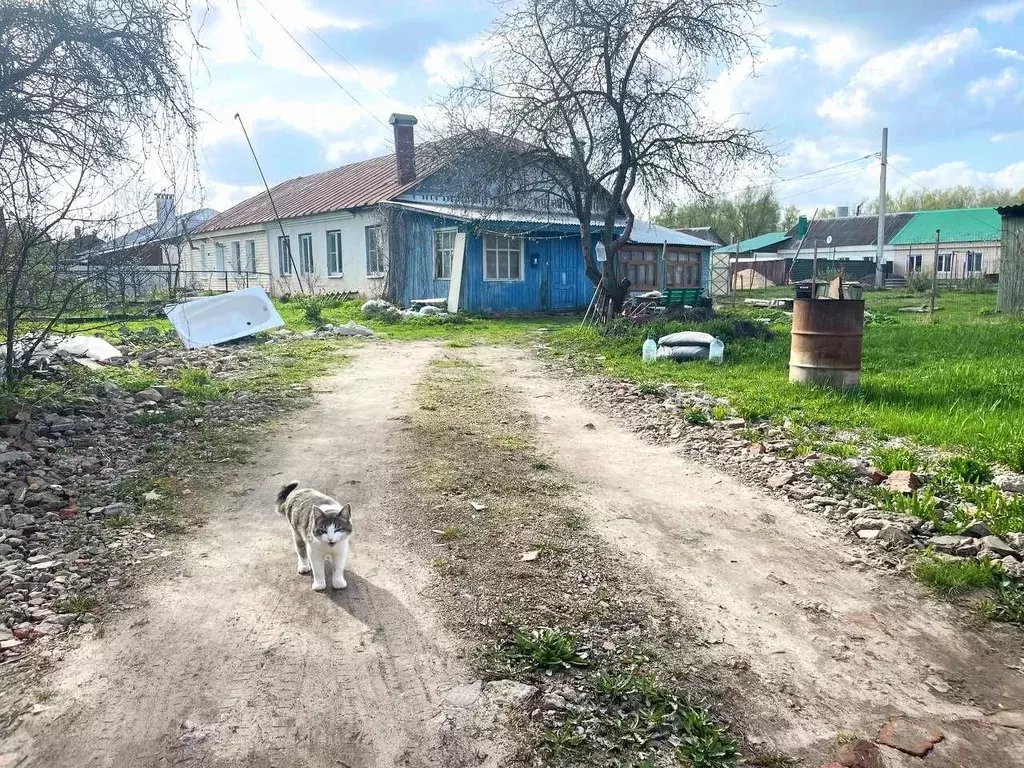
[251,0,394,145]
[304,26,396,104]
[776,165,874,203]
[716,153,878,198]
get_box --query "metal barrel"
[789,299,865,390]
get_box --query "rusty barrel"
[789,299,865,390]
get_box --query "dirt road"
[3,342,493,768]
[476,346,1024,764]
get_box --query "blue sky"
[188,0,1024,217]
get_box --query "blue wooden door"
[550,247,578,309]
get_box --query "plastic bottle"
[709,337,724,365]
[642,336,657,362]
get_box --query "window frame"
[214,242,226,272]
[433,227,457,280]
[230,241,242,273]
[365,225,385,277]
[298,233,315,275]
[326,230,343,276]
[937,252,953,274]
[278,235,292,275]
[482,232,524,282]
[245,239,257,273]
[907,253,922,273]
[965,250,983,275]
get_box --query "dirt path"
[3,342,495,768]
[473,346,1024,764]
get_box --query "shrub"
[298,296,325,327]
[905,270,934,294]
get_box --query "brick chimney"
[389,113,418,184]
[155,193,175,233]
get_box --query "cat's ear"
[338,503,352,522]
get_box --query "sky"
[183,0,1024,218]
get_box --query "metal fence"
[65,266,275,306]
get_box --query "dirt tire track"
[3,342,495,768]
[475,345,1024,763]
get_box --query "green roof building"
[888,207,1002,280]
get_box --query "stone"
[539,693,568,710]
[988,710,1024,730]
[445,680,483,708]
[836,738,884,768]
[993,474,1024,494]
[134,387,164,403]
[883,471,921,493]
[10,513,35,529]
[955,542,981,557]
[877,525,914,548]
[958,520,993,538]
[980,535,1017,558]
[748,442,766,455]
[927,535,972,554]
[152,386,177,400]
[876,716,944,757]
[867,468,888,485]
[765,473,794,489]
[99,380,122,396]
[0,451,30,468]
[845,458,871,477]
[924,675,951,694]
[483,679,538,708]
[857,529,879,540]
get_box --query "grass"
[499,627,591,672]
[53,594,100,615]
[958,485,1024,535]
[684,406,710,425]
[873,488,941,528]
[943,456,994,485]
[821,442,859,459]
[544,305,1024,463]
[809,458,855,484]
[913,553,1002,597]
[869,446,921,473]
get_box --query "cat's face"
[312,503,352,546]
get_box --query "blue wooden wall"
[397,210,709,314]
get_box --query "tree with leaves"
[0,0,196,384]
[657,187,787,241]
[437,0,769,311]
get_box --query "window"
[326,230,343,275]
[937,252,953,274]
[245,240,257,272]
[278,235,292,275]
[365,225,385,276]
[214,243,226,272]
[665,250,701,288]
[907,253,922,273]
[619,247,658,290]
[483,233,523,281]
[966,250,983,274]
[434,228,457,279]
[298,233,314,274]
[230,241,242,273]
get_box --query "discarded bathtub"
[165,286,284,349]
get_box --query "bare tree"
[0,0,198,384]
[437,0,770,311]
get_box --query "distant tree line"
[656,184,1024,244]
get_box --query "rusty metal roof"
[196,148,444,233]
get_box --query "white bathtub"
[165,286,285,349]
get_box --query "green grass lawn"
[545,303,1024,466]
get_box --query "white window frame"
[965,250,983,275]
[937,252,953,274]
[483,233,524,282]
[230,241,242,273]
[326,230,343,276]
[278,235,292,275]
[214,242,226,272]
[907,253,922,273]
[365,225,385,277]
[433,227,457,280]
[298,233,315,275]
[245,239,257,273]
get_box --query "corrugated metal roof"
[889,207,1001,244]
[780,213,914,249]
[997,204,1024,217]
[84,208,217,255]
[713,232,789,254]
[196,150,445,233]
[386,202,716,247]
[676,226,725,246]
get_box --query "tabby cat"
[276,481,352,591]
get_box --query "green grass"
[684,406,710,425]
[821,442,859,458]
[913,553,1001,597]
[943,456,994,485]
[546,307,1024,462]
[499,627,591,672]
[870,446,921,473]
[809,458,855,484]
[958,485,1024,535]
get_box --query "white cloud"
[895,159,1024,190]
[967,67,1020,104]
[994,46,1024,61]
[423,39,490,85]
[992,130,1024,142]
[981,1,1024,24]
[705,45,805,120]
[817,28,980,125]
[770,21,864,72]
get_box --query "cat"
[276,481,352,591]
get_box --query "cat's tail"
[276,481,300,513]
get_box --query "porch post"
[658,241,667,291]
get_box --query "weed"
[297,296,326,327]
[958,485,1024,535]
[979,579,1024,624]
[711,404,730,421]
[743,754,797,767]
[999,441,1024,473]
[822,442,859,459]
[53,594,99,614]
[872,488,941,527]
[870,446,920,474]
[737,427,764,443]
[563,513,586,531]
[175,368,225,401]
[913,553,1001,597]
[684,407,710,425]
[531,457,554,470]
[944,456,993,484]
[809,458,855,484]
[104,515,134,530]
[438,525,462,541]
[494,434,530,451]
[637,380,663,396]
[430,359,473,368]
[432,557,448,570]
[500,627,590,671]
[540,723,586,757]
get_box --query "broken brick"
[836,739,883,768]
[877,716,944,757]
[882,471,921,494]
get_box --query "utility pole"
[874,126,888,288]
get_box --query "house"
[712,232,790,289]
[676,226,725,248]
[888,207,1002,281]
[190,114,717,311]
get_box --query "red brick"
[877,716,944,757]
